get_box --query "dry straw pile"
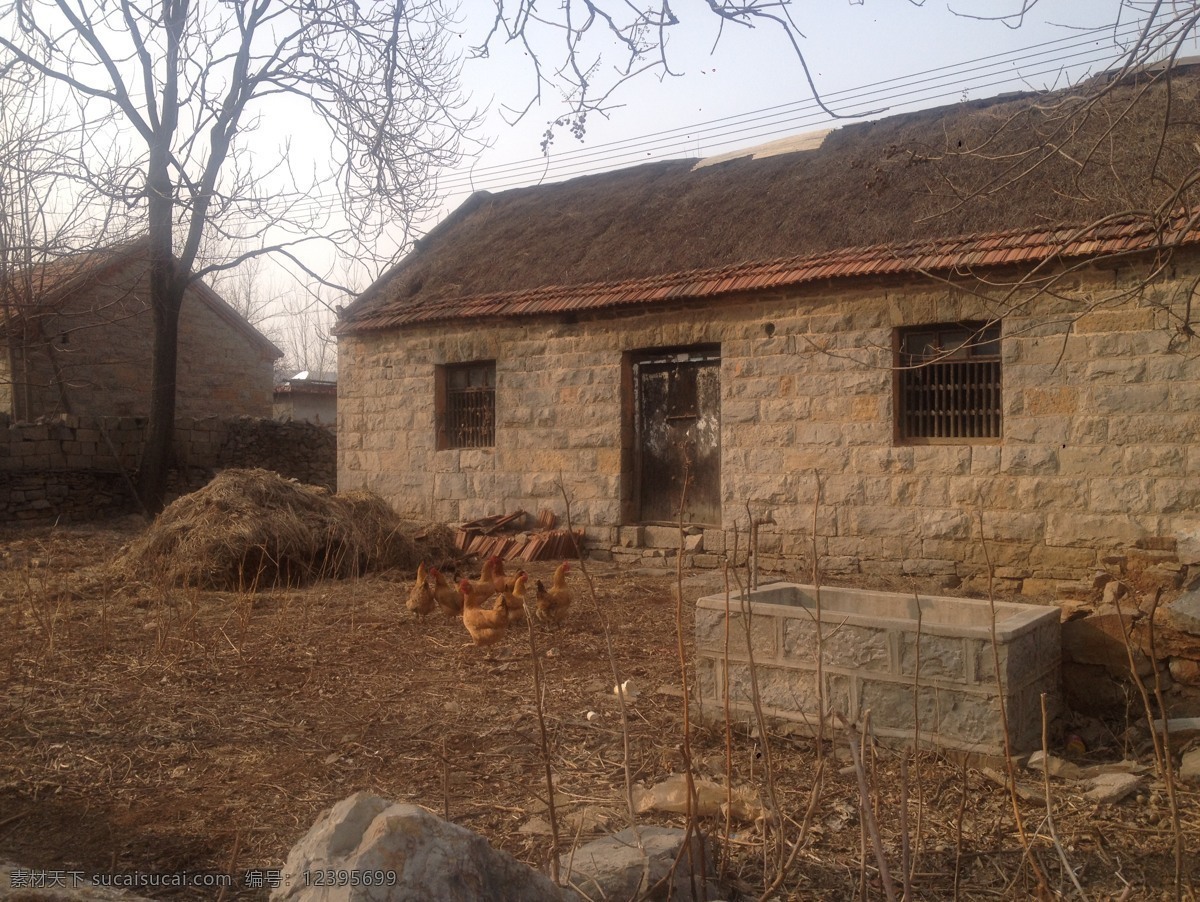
[115,468,456,589]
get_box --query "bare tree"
[270,289,337,381]
[918,3,1200,347]
[0,67,137,419]
[471,0,870,146]
[2,0,1196,512]
[207,253,282,331]
[0,0,469,510]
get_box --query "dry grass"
[1,520,1197,900]
[110,469,459,590]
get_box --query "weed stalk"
[978,512,1049,895]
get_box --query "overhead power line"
[441,21,1142,194]
[228,18,1169,225]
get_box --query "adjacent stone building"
[274,371,337,427]
[1,239,282,420]
[336,67,1200,592]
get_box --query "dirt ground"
[1,520,1197,900]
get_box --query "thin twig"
[1145,589,1186,901]
[953,756,967,901]
[214,828,240,902]
[555,477,644,853]
[523,591,561,884]
[442,735,450,822]
[1040,692,1087,899]
[668,460,704,900]
[839,711,898,902]
[978,511,1050,896]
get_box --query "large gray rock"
[560,826,716,901]
[271,792,575,902]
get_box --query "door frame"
[622,343,721,527]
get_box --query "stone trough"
[694,583,1062,757]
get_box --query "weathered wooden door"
[635,348,721,525]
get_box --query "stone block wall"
[337,251,1200,590]
[0,414,335,522]
[176,290,278,420]
[2,264,276,421]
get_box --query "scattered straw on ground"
[110,469,459,590]
[1,521,1196,900]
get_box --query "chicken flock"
[405,554,573,648]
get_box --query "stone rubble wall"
[337,252,1200,596]
[0,413,335,522]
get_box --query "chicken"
[490,556,521,594]
[535,561,573,625]
[500,570,528,624]
[405,561,435,617]
[460,578,510,647]
[461,559,498,608]
[429,567,463,616]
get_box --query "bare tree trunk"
[137,273,184,514]
[137,90,184,513]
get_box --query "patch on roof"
[692,129,833,169]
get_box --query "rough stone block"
[1046,512,1148,548]
[902,558,959,576]
[1000,446,1059,476]
[973,630,1042,688]
[840,506,917,538]
[900,634,965,681]
[619,525,648,546]
[697,609,778,658]
[783,620,891,672]
[1022,386,1078,416]
[702,529,726,554]
[642,525,682,548]
[935,689,1007,746]
[920,507,976,540]
[857,680,934,736]
[725,662,819,711]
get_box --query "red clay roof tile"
[339,214,1200,334]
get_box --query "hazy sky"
[438,1,1182,211]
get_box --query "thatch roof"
[341,65,1200,334]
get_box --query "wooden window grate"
[898,323,1001,442]
[440,362,495,449]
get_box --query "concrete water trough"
[694,583,1062,757]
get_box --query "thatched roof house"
[344,67,1200,328]
[337,66,1200,594]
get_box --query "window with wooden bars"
[896,322,1001,443]
[436,361,495,449]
